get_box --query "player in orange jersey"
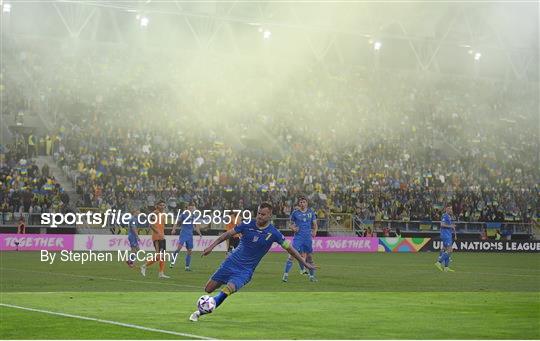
[224,211,241,256]
[140,200,170,279]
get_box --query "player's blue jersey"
[178,212,196,238]
[290,208,316,238]
[226,220,286,271]
[440,213,453,239]
[128,216,139,240]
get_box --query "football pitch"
[1,252,539,339]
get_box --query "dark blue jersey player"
[126,208,142,268]
[170,202,202,271]
[282,196,318,282]
[435,204,457,272]
[189,202,315,322]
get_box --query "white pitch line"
[0,303,213,340]
[0,267,202,289]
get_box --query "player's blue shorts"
[293,236,313,254]
[178,235,194,250]
[441,233,453,248]
[210,261,253,291]
[211,262,253,291]
[128,236,139,248]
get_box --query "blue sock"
[213,288,231,308]
[186,254,191,268]
[437,250,444,263]
[440,252,447,267]
[299,262,305,271]
[444,252,450,267]
[284,259,293,274]
[307,255,315,276]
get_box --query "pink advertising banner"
[269,237,379,252]
[74,235,226,252]
[0,234,378,253]
[0,234,75,251]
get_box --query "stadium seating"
[1,42,538,226]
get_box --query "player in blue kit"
[126,208,142,268]
[170,203,202,271]
[189,202,315,322]
[435,204,457,272]
[282,196,318,282]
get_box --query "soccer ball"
[197,295,216,314]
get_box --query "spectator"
[364,227,374,237]
[17,216,26,234]
[480,227,488,240]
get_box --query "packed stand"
[2,40,538,225]
[0,142,72,224]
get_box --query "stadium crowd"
[49,77,539,224]
[0,143,71,224]
[1,41,538,225]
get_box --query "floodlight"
[140,16,149,27]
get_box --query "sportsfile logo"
[40,209,251,227]
[41,210,150,228]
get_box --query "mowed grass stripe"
[2,252,539,292]
[1,267,202,289]
[1,292,539,339]
[0,303,213,340]
[0,305,189,339]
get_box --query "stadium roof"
[2,1,538,80]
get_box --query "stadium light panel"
[263,30,271,39]
[474,52,482,61]
[3,3,11,13]
[140,16,149,27]
[374,41,382,51]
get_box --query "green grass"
[1,251,539,339]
